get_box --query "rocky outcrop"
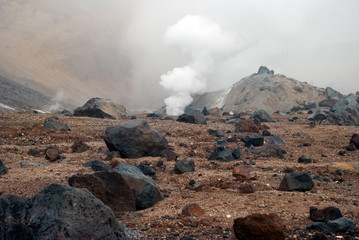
[0,184,130,239]
[74,98,126,120]
[104,119,168,158]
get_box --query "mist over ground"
[0,0,358,112]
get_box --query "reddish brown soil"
[0,112,358,239]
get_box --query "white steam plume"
[160,15,237,115]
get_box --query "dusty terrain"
[0,112,358,239]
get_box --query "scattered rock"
[338,150,346,156]
[0,159,8,175]
[241,135,264,147]
[346,143,357,151]
[114,162,163,210]
[250,109,274,122]
[74,97,126,119]
[45,146,61,162]
[265,136,287,145]
[233,165,257,181]
[70,139,89,153]
[259,144,287,158]
[232,148,241,159]
[238,184,255,194]
[186,180,203,191]
[27,148,41,157]
[41,117,71,131]
[137,162,157,179]
[208,129,224,137]
[216,139,229,146]
[208,146,235,162]
[307,109,328,123]
[0,183,130,239]
[177,112,206,125]
[307,217,356,233]
[326,94,359,126]
[233,213,285,240]
[329,162,354,172]
[304,102,316,110]
[278,172,314,191]
[310,207,343,222]
[350,132,359,148]
[68,171,136,216]
[84,160,111,171]
[181,204,204,217]
[174,158,195,174]
[262,130,272,136]
[20,160,45,168]
[235,119,259,133]
[160,149,177,161]
[104,119,168,158]
[298,156,312,164]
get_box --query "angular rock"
[181,204,204,217]
[84,160,111,171]
[137,162,156,179]
[177,112,206,124]
[0,158,8,175]
[70,139,89,153]
[262,130,272,136]
[250,109,274,122]
[174,158,195,174]
[257,66,274,75]
[350,132,359,148]
[233,214,285,240]
[327,94,359,126]
[310,207,343,222]
[346,143,357,151]
[298,156,312,164]
[45,147,61,162]
[304,102,316,110]
[241,135,264,147]
[104,119,168,158]
[68,171,136,216]
[208,129,224,137]
[319,99,337,108]
[232,148,241,159]
[216,139,229,146]
[27,148,41,157]
[186,180,203,191]
[307,109,328,123]
[114,162,163,210]
[160,149,177,161]
[266,136,287,145]
[235,119,259,133]
[208,146,235,162]
[307,217,356,233]
[259,144,286,158]
[74,97,126,120]
[278,172,314,191]
[233,165,257,181]
[20,160,45,168]
[325,87,344,100]
[0,184,129,239]
[41,118,71,131]
[238,184,255,193]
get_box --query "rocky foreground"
[0,111,358,239]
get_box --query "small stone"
[238,184,255,194]
[181,204,204,217]
[216,139,229,146]
[233,165,257,181]
[174,158,195,174]
[186,181,203,191]
[232,148,241,159]
[28,148,41,157]
[208,146,234,162]
[346,143,357,151]
[70,139,89,153]
[0,159,8,175]
[208,129,224,137]
[338,150,346,156]
[262,130,271,136]
[241,135,264,147]
[84,160,111,171]
[310,206,343,222]
[235,120,259,133]
[298,156,312,164]
[45,147,61,162]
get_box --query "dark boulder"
[104,119,168,158]
[307,109,328,123]
[250,109,274,122]
[278,172,314,191]
[235,119,259,133]
[84,160,111,171]
[68,171,136,216]
[0,158,8,175]
[41,118,70,131]
[233,214,285,240]
[241,135,264,147]
[74,97,126,120]
[208,146,234,162]
[259,144,286,158]
[208,129,224,137]
[350,132,359,148]
[0,184,130,239]
[174,158,195,174]
[114,162,163,210]
[304,102,316,110]
[232,148,241,159]
[137,162,157,179]
[326,94,359,126]
[177,112,207,124]
[262,130,272,136]
[310,207,343,222]
[298,156,312,164]
[265,136,287,145]
[70,139,89,153]
[257,66,274,75]
[325,87,344,100]
[307,217,356,233]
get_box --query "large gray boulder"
[250,109,274,122]
[325,87,344,100]
[114,162,163,210]
[0,184,130,239]
[104,119,168,158]
[41,118,71,131]
[68,171,136,216]
[326,94,359,125]
[74,98,126,120]
[278,172,314,192]
[177,112,207,124]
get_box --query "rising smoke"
[160,15,237,115]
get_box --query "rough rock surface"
[310,207,343,222]
[241,135,264,147]
[0,183,129,239]
[259,144,286,158]
[279,172,314,191]
[114,162,163,210]
[41,117,70,131]
[104,119,168,158]
[250,109,274,122]
[84,160,111,171]
[68,171,136,216]
[233,165,257,181]
[0,158,7,175]
[235,119,259,133]
[233,213,285,240]
[350,132,359,148]
[208,146,235,162]
[177,112,207,125]
[307,217,356,233]
[74,97,126,120]
[174,158,195,174]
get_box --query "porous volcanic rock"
[114,162,163,210]
[68,171,136,216]
[278,172,314,191]
[233,213,285,240]
[74,97,126,120]
[104,119,168,158]
[0,183,130,239]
